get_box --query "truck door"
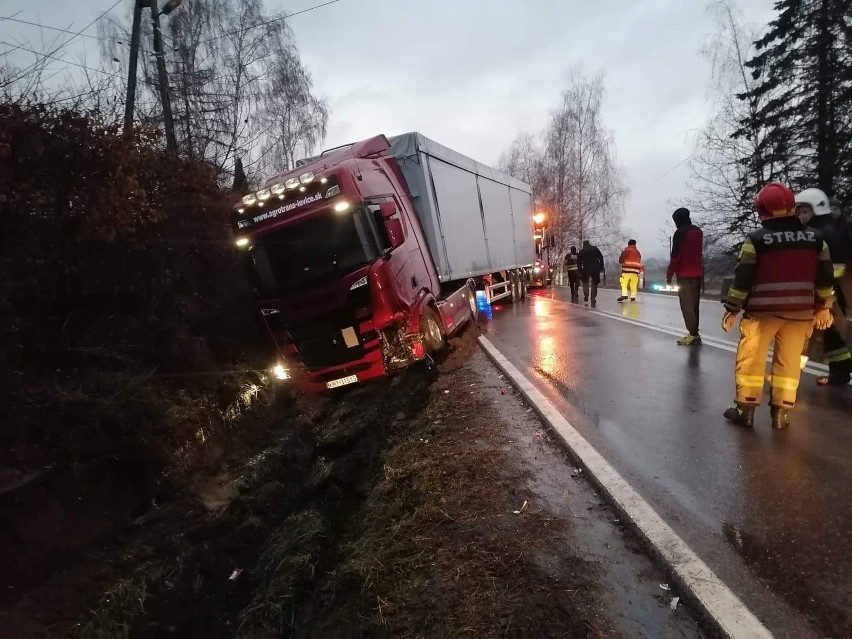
[367,199,417,311]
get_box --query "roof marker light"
[270,183,286,195]
[299,172,315,184]
[285,178,300,190]
[242,193,257,206]
[256,188,271,201]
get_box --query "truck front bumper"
[297,346,387,393]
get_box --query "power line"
[197,0,343,46]
[0,15,127,46]
[0,39,120,79]
[2,0,122,86]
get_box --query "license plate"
[326,374,358,389]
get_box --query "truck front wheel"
[420,307,446,353]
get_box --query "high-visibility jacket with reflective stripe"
[725,219,835,314]
[564,254,579,271]
[619,246,643,274]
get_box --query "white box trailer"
[388,132,536,285]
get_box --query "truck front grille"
[286,309,367,371]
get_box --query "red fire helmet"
[754,182,796,221]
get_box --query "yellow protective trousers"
[620,273,639,298]
[735,314,814,408]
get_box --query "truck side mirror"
[378,201,404,250]
[379,201,398,219]
[384,218,404,250]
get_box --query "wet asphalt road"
[484,286,852,639]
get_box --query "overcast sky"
[1,0,776,257]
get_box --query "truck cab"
[232,135,471,392]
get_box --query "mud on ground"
[2,325,702,638]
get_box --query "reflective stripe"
[825,348,852,363]
[740,241,756,256]
[771,376,799,391]
[727,287,748,300]
[748,296,814,307]
[751,282,814,293]
[815,286,834,299]
[833,264,846,278]
[736,374,765,388]
[566,266,578,271]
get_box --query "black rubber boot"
[617,296,628,302]
[724,404,755,428]
[770,406,791,430]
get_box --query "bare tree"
[98,0,329,180]
[499,72,626,265]
[253,39,329,174]
[544,70,626,259]
[685,1,775,252]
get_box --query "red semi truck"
[231,132,535,392]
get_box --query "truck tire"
[420,306,446,354]
[510,272,520,303]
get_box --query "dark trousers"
[567,271,579,297]
[677,277,702,336]
[581,272,600,303]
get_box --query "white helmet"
[795,188,831,216]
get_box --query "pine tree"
[737,0,852,201]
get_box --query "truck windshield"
[248,207,380,296]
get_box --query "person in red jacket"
[617,239,643,302]
[667,207,704,345]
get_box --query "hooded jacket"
[578,243,605,276]
[667,208,703,280]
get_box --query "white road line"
[478,336,774,639]
[543,296,830,377]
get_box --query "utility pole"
[150,1,177,152]
[123,0,182,151]
[123,0,144,137]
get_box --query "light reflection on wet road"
[485,287,852,639]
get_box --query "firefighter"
[796,188,851,386]
[722,182,835,429]
[617,239,643,302]
[563,246,580,301]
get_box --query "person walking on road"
[617,239,643,302]
[795,189,851,386]
[667,207,704,345]
[563,246,580,301]
[722,182,835,429]
[578,240,604,308]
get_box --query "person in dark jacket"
[563,246,580,301]
[667,207,704,345]
[578,240,605,307]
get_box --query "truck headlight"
[272,364,288,380]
